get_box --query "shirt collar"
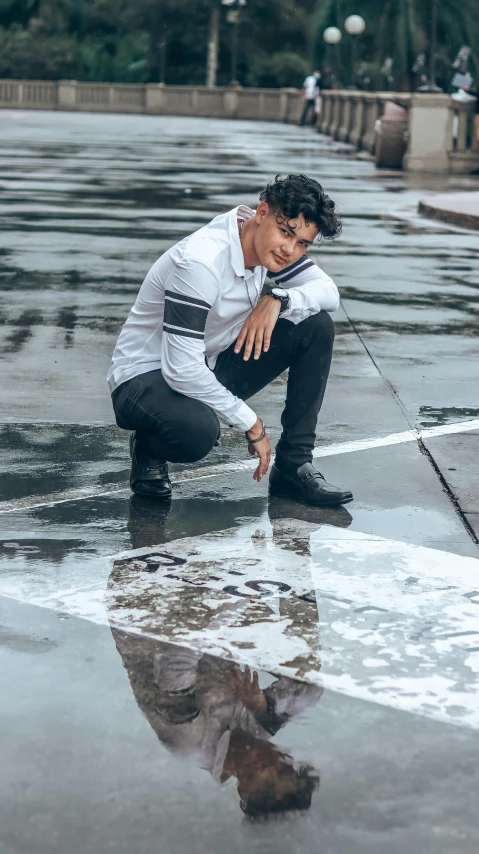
[229,206,246,277]
[229,205,262,279]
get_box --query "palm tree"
[378,0,478,90]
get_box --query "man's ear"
[255,201,270,223]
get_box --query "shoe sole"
[131,483,172,500]
[269,485,353,506]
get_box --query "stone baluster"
[456,106,469,152]
[361,94,379,153]
[329,94,341,139]
[349,95,364,149]
[320,93,333,135]
[338,93,353,142]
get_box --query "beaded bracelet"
[246,419,266,444]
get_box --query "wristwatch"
[269,287,291,315]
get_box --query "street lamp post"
[344,15,366,88]
[418,0,442,92]
[323,26,342,87]
[222,0,246,86]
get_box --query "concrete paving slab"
[422,431,479,514]
[422,431,479,541]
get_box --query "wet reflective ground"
[1,111,479,852]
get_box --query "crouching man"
[107,173,353,506]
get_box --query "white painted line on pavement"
[313,418,479,458]
[1,418,477,515]
[2,519,479,730]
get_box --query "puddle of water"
[112,629,322,820]
[419,406,479,427]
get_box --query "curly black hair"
[259,174,341,241]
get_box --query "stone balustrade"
[319,90,411,155]
[1,78,478,173]
[449,99,479,174]
[319,89,478,174]
[0,78,301,123]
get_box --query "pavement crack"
[340,300,414,431]
[418,439,479,549]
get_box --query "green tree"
[312,0,478,91]
[0,0,477,90]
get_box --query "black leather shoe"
[129,433,172,499]
[269,462,353,506]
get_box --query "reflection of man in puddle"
[108,174,352,508]
[126,492,353,552]
[112,630,321,818]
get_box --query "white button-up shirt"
[107,205,340,431]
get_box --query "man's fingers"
[243,330,257,361]
[234,322,249,354]
[258,452,270,477]
[263,322,274,353]
[254,329,264,360]
[253,451,270,481]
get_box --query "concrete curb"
[418,191,479,231]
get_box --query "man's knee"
[301,310,335,347]
[175,407,220,463]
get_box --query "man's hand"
[246,417,271,482]
[226,665,267,715]
[235,295,281,362]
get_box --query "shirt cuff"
[279,288,301,320]
[229,400,257,432]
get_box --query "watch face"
[271,288,287,297]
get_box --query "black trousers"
[299,99,316,126]
[112,310,334,468]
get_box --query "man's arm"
[161,258,257,431]
[268,254,340,320]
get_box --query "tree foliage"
[0,0,477,90]
[313,0,478,91]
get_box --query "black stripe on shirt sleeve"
[164,299,209,333]
[163,323,204,340]
[165,289,211,309]
[273,259,314,284]
[267,255,309,278]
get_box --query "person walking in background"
[299,70,321,126]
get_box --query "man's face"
[253,202,319,271]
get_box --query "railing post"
[146,83,165,114]
[223,86,238,118]
[191,88,199,110]
[286,89,301,124]
[403,93,453,173]
[57,80,77,109]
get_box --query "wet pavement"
[1,110,479,853]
